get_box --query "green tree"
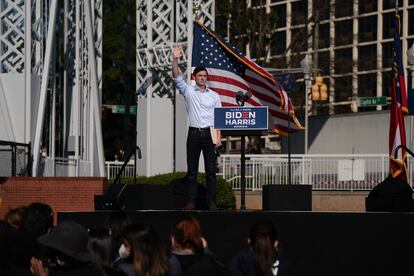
[102,0,136,160]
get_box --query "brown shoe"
[183,202,195,210]
[208,203,218,210]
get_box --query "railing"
[42,158,135,178]
[105,161,135,179]
[43,157,92,177]
[220,154,414,191]
[0,140,31,177]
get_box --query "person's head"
[88,228,115,275]
[122,224,170,276]
[248,220,279,276]
[171,216,203,253]
[104,211,133,257]
[193,66,208,88]
[4,207,24,229]
[21,202,54,236]
[38,221,92,269]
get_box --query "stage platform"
[58,210,414,276]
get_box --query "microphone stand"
[237,96,247,210]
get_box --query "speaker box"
[99,179,210,210]
[262,185,312,211]
[100,184,172,210]
[365,197,414,212]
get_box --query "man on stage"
[172,45,221,210]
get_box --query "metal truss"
[0,0,104,176]
[136,0,214,98]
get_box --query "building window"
[335,1,353,18]
[382,42,393,69]
[334,76,352,101]
[358,73,377,97]
[271,31,286,55]
[291,0,307,26]
[335,48,352,74]
[335,20,353,46]
[271,4,286,28]
[318,23,330,49]
[313,0,330,21]
[383,0,404,10]
[317,51,330,75]
[383,12,403,39]
[382,71,392,97]
[359,2,377,14]
[359,15,377,42]
[291,27,308,52]
[409,9,414,35]
[358,45,377,71]
[251,0,265,7]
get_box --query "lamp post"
[407,43,414,150]
[301,54,312,155]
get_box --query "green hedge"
[109,172,236,209]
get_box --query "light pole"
[301,54,312,155]
[407,43,414,150]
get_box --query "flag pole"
[287,109,292,185]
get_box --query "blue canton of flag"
[191,20,303,134]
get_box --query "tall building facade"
[242,0,414,116]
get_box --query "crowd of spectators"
[0,202,294,276]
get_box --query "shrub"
[109,172,236,209]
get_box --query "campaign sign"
[214,106,269,130]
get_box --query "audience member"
[104,211,133,261]
[31,220,104,276]
[171,217,226,276]
[0,220,15,273]
[230,220,294,276]
[8,202,54,274]
[4,206,25,229]
[88,227,126,276]
[117,223,180,276]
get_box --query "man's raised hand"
[173,45,183,59]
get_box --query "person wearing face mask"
[88,228,127,276]
[115,224,181,276]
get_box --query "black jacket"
[230,249,294,276]
[173,251,227,276]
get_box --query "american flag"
[389,7,408,180]
[191,20,303,134]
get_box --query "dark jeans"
[186,127,217,205]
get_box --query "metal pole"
[240,135,246,210]
[410,64,414,151]
[32,0,58,176]
[304,73,309,155]
[84,0,105,176]
[287,109,291,185]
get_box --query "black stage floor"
[58,210,414,276]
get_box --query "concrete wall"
[234,190,369,212]
[282,110,414,154]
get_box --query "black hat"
[193,66,208,76]
[38,221,91,262]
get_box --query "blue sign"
[214,107,269,130]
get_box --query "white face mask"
[118,243,130,259]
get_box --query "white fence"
[43,157,92,177]
[44,155,414,191]
[105,161,135,179]
[43,158,135,178]
[220,154,414,191]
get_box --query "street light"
[301,54,312,155]
[407,42,414,150]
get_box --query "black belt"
[189,126,210,131]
